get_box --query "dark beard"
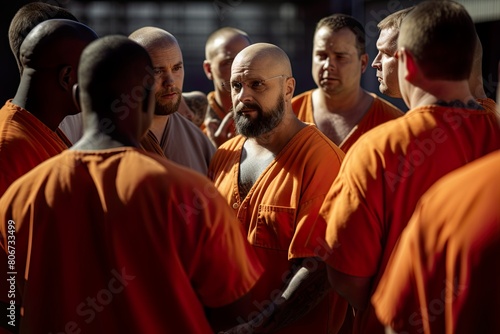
[154,89,181,115]
[234,95,285,137]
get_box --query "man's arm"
[221,258,332,334]
[385,325,398,334]
[326,265,372,311]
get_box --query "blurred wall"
[1,0,499,110]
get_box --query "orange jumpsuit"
[140,129,166,157]
[291,90,403,152]
[476,96,497,114]
[203,91,236,136]
[319,104,500,334]
[209,125,348,334]
[0,147,263,333]
[373,150,500,334]
[0,100,68,196]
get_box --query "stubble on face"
[154,87,182,115]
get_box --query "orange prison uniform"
[0,148,263,333]
[319,104,500,334]
[208,125,348,334]
[0,100,68,196]
[140,129,166,157]
[373,150,500,334]
[477,96,497,114]
[291,90,403,152]
[203,91,236,135]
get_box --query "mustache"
[155,87,181,96]
[234,102,262,114]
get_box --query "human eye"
[231,81,243,92]
[315,52,327,61]
[173,64,183,72]
[153,68,163,76]
[249,80,265,91]
[220,59,233,67]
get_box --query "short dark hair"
[79,35,153,116]
[399,0,476,81]
[315,14,366,56]
[377,7,414,31]
[9,2,78,72]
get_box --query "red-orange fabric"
[203,91,236,135]
[320,104,500,333]
[0,148,263,333]
[208,125,348,334]
[0,100,68,196]
[373,150,500,334]
[476,97,497,114]
[140,129,166,157]
[291,90,403,152]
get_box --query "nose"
[372,52,381,70]
[235,85,253,104]
[160,71,175,87]
[322,57,334,70]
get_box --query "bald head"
[20,19,97,71]
[129,27,178,52]
[233,43,292,78]
[78,35,154,139]
[205,27,250,60]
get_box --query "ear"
[400,48,418,83]
[203,60,213,80]
[360,53,369,74]
[72,83,80,112]
[58,65,75,91]
[285,76,296,101]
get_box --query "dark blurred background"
[2,0,500,112]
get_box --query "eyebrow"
[153,61,183,69]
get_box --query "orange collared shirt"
[209,125,347,334]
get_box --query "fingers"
[214,111,235,138]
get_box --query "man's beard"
[234,95,285,138]
[154,88,181,115]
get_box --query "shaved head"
[231,43,294,138]
[129,26,179,52]
[205,27,250,60]
[233,43,292,78]
[129,27,184,116]
[78,35,154,139]
[20,19,97,71]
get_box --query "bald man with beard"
[0,19,97,196]
[209,43,348,334]
[0,35,263,333]
[129,27,216,175]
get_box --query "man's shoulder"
[369,93,404,116]
[169,112,216,153]
[291,89,314,105]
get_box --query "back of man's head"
[78,35,154,136]
[399,0,476,81]
[9,2,78,72]
[315,14,366,56]
[20,19,97,69]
